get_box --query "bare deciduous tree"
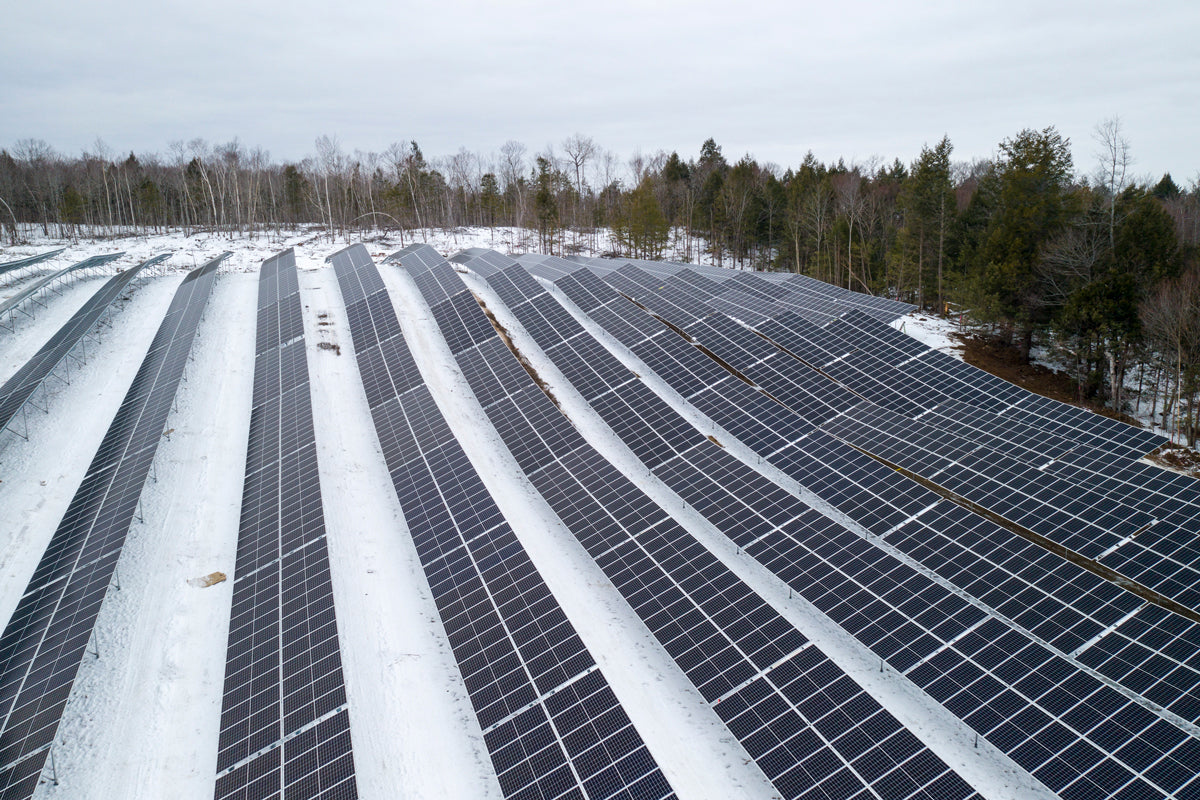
[1093,115,1132,248]
[1141,267,1200,444]
[562,134,595,198]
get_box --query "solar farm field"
[0,237,1198,800]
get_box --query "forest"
[1,126,1198,445]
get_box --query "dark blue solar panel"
[510,258,1200,799]
[215,249,358,800]
[0,253,228,800]
[338,244,674,800]
[406,248,982,800]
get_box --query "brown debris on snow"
[473,293,563,413]
[188,571,227,588]
[1146,443,1200,479]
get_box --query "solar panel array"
[550,255,916,326]
[0,252,228,799]
[214,249,358,800]
[0,249,66,278]
[2,240,1196,798]
[563,265,1196,612]
[548,262,1200,736]
[396,244,984,800]
[329,244,675,800]
[594,268,1197,593]
[556,258,1160,458]
[0,253,125,321]
[752,305,1161,460]
[818,403,1187,577]
[468,250,1200,800]
[0,254,166,437]
[647,274,1199,615]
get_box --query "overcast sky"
[3,0,1197,183]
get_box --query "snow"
[892,312,967,358]
[297,259,499,799]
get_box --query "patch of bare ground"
[473,293,562,412]
[1146,443,1200,479]
[954,332,1144,427]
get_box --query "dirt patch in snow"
[1146,443,1200,479]
[187,571,227,588]
[473,293,563,413]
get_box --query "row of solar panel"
[535,257,1200,796]
[399,245,982,800]
[0,255,166,437]
[0,249,66,277]
[555,258,1200,710]
[215,249,358,800]
[470,252,1200,800]
[670,273,1200,618]
[0,254,228,799]
[596,259,1160,461]
[736,306,1200,607]
[0,253,126,322]
[554,254,916,325]
[649,270,1192,582]
[329,244,675,800]
[537,262,1147,642]
[545,261,1200,713]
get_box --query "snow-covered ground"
[891,312,967,358]
[0,228,1194,799]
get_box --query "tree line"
[1,126,1198,443]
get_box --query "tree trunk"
[917,226,925,310]
[1019,327,1034,365]
[1106,347,1120,411]
[937,194,946,314]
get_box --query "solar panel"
[592,274,1200,618]
[0,249,66,277]
[0,255,166,438]
[514,254,584,282]
[214,249,358,800]
[815,401,1200,614]
[564,255,915,325]
[330,244,675,800]
[0,252,228,799]
[404,246,980,800]
[628,261,1158,463]
[489,256,1200,799]
[568,263,1198,618]
[0,253,125,321]
[791,309,1165,461]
